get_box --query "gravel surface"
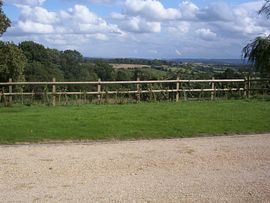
[0,134,270,202]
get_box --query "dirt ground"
[0,134,270,202]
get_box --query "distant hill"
[85,57,249,66]
[171,58,248,65]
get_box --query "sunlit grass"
[0,100,269,144]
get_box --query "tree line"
[0,40,172,82]
[0,40,115,82]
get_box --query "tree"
[259,0,270,18]
[242,36,270,75]
[19,41,49,63]
[0,42,27,82]
[0,0,10,36]
[60,50,84,80]
[242,0,270,76]
[19,41,64,81]
[24,61,64,82]
[93,61,115,81]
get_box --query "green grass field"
[0,100,270,144]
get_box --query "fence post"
[248,75,251,98]
[136,77,140,103]
[211,77,215,101]
[244,76,248,98]
[52,78,56,106]
[9,78,12,104]
[176,76,180,102]
[97,78,101,103]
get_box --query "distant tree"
[24,61,64,82]
[47,48,62,65]
[19,41,48,63]
[0,0,10,36]
[94,61,115,80]
[60,50,84,80]
[116,69,133,81]
[76,63,98,81]
[214,68,242,79]
[242,0,270,76]
[0,42,27,82]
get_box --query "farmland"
[110,63,151,69]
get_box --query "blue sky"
[1,0,269,59]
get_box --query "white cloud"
[66,4,100,24]
[149,49,158,54]
[197,2,234,22]
[111,12,125,20]
[17,5,57,24]
[17,21,54,33]
[124,0,181,21]
[196,28,217,41]
[62,0,117,4]
[175,49,182,56]
[92,33,109,40]
[87,0,115,3]
[119,16,161,33]
[6,0,46,6]
[11,4,122,36]
[168,22,190,34]
[179,1,199,20]
[209,1,268,37]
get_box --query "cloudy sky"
[1,0,270,59]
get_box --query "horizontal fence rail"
[0,79,246,86]
[0,77,269,106]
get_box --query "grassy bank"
[0,100,270,144]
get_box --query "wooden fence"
[0,77,269,106]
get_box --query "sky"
[1,0,270,59]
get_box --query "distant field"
[0,100,270,144]
[110,63,150,69]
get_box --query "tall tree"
[19,41,64,81]
[19,41,48,63]
[60,50,84,80]
[0,42,27,82]
[0,0,10,36]
[242,0,270,76]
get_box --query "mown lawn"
[0,100,270,144]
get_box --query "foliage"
[0,41,27,82]
[19,41,49,63]
[242,36,270,75]
[0,101,269,144]
[259,0,270,18]
[215,68,244,79]
[93,61,115,80]
[0,0,10,36]
[60,50,84,80]
[24,61,64,81]
[242,0,270,76]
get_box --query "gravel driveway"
[0,134,270,202]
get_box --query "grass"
[0,100,270,144]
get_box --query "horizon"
[1,0,270,59]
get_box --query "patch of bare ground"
[110,63,150,69]
[0,134,270,202]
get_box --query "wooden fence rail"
[0,77,269,106]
